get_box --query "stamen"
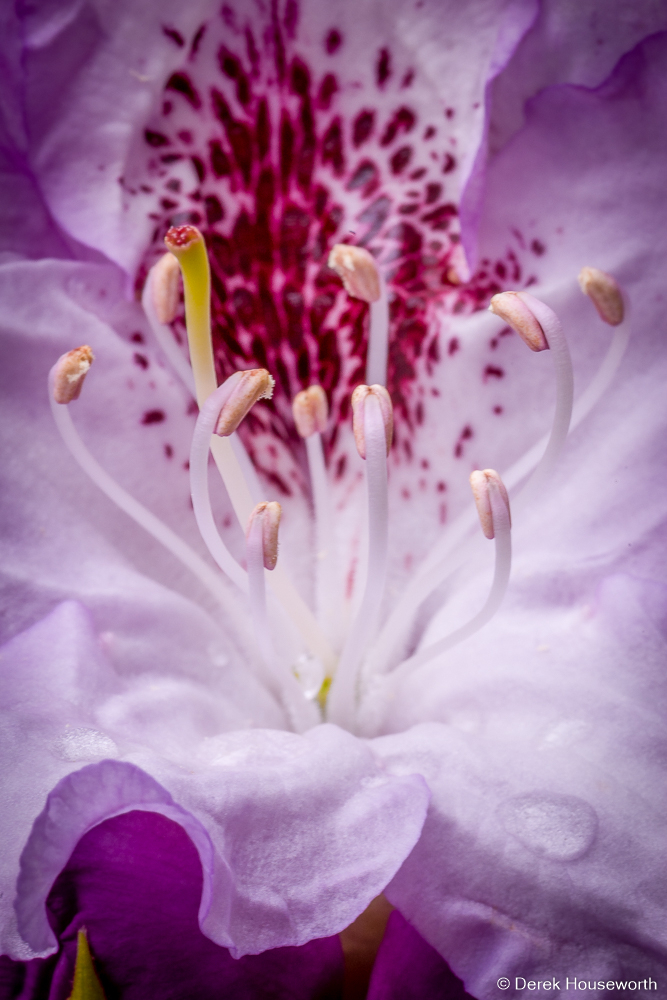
[214,369,275,437]
[328,245,380,303]
[370,272,628,676]
[245,500,319,733]
[150,251,181,324]
[491,291,573,494]
[142,255,196,396]
[389,469,512,680]
[188,374,251,592]
[52,346,94,404]
[578,266,624,326]
[165,225,335,671]
[48,352,236,611]
[488,291,548,352]
[293,387,341,647]
[351,384,393,459]
[328,388,392,728]
[247,501,282,571]
[328,244,389,386]
[292,385,328,438]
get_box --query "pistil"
[165,224,336,673]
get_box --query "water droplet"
[499,792,598,861]
[292,653,325,700]
[53,727,119,762]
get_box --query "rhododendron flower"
[2,1,667,997]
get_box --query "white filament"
[327,394,389,727]
[366,276,389,386]
[388,479,512,683]
[305,432,342,647]
[516,291,573,496]
[48,372,234,610]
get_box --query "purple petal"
[367,910,472,1000]
[10,809,344,1000]
[15,760,220,956]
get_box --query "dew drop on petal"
[292,653,326,700]
[499,792,598,861]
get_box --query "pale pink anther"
[292,385,329,438]
[351,384,393,459]
[328,244,381,303]
[246,501,282,570]
[578,266,624,326]
[470,469,511,540]
[52,346,94,404]
[215,369,275,437]
[150,252,181,324]
[489,291,549,352]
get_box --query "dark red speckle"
[483,365,504,382]
[390,146,412,174]
[325,29,342,54]
[133,353,149,370]
[130,331,144,344]
[145,130,170,147]
[142,410,166,425]
[162,26,184,47]
[531,239,546,256]
[493,405,503,415]
[448,337,459,356]
[445,107,455,119]
[164,444,174,458]
[353,110,375,147]
[376,48,391,88]
[166,73,201,109]
[442,153,456,174]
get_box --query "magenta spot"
[205,194,224,224]
[321,118,345,175]
[347,160,378,195]
[164,444,174,458]
[133,353,149,370]
[317,73,338,110]
[209,140,232,178]
[162,25,184,47]
[380,107,416,146]
[436,481,446,493]
[353,110,375,147]
[448,337,459,356]
[483,365,504,381]
[166,73,201,109]
[409,167,426,180]
[390,146,412,174]
[376,47,391,88]
[401,69,414,88]
[130,332,144,344]
[495,261,506,280]
[218,47,250,106]
[445,107,455,119]
[442,153,456,174]
[191,156,205,182]
[531,239,546,256]
[423,126,436,140]
[493,405,503,415]
[142,410,166,425]
[325,28,342,54]
[190,24,206,56]
[425,183,441,205]
[145,130,170,148]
